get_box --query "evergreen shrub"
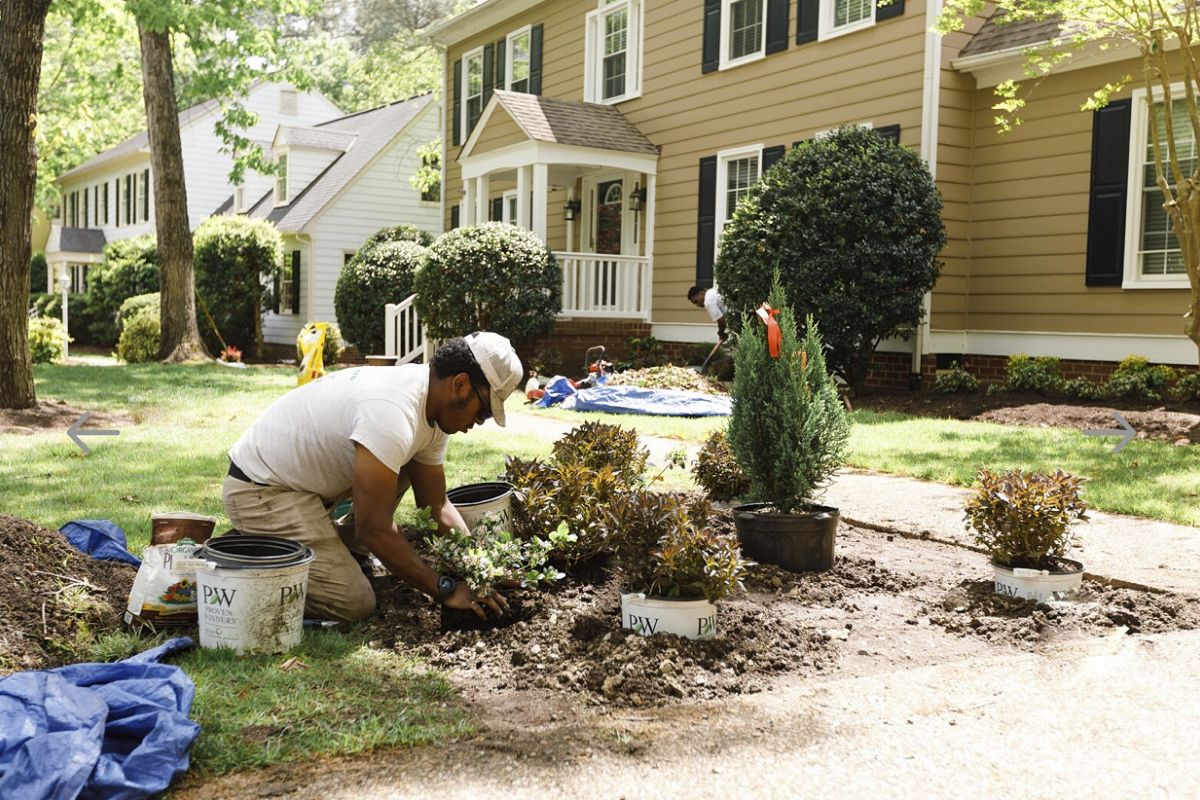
[1005,354,1065,394]
[28,317,68,364]
[88,235,158,345]
[335,239,426,354]
[118,292,160,330]
[1104,355,1176,401]
[692,430,750,502]
[118,313,161,363]
[193,216,282,357]
[933,362,979,393]
[30,252,47,293]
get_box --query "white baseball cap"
[465,331,523,427]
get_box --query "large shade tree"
[937,0,1200,366]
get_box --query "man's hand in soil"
[444,584,509,619]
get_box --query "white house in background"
[45,81,343,294]
[227,93,441,346]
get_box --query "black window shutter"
[143,169,150,221]
[125,174,132,224]
[875,124,901,144]
[491,197,503,221]
[796,0,818,44]
[114,181,119,228]
[877,0,905,22]
[1086,99,1132,287]
[273,262,281,313]
[82,189,88,229]
[696,156,718,287]
[482,44,494,111]
[452,59,462,146]
[495,38,506,90]
[450,204,460,229]
[291,250,302,315]
[766,0,789,55]
[529,24,543,95]
[702,0,721,74]
[103,182,108,225]
[761,145,786,175]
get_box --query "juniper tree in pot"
[727,278,850,573]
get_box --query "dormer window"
[275,154,288,205]
[584,0,642,104]
[234,186,245,213]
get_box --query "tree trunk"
[138,24,207,363]
[0,0,52,409]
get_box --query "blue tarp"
[535,375,576,407]
[562,385,732,417]
[59,520,141,568]
[0,637,199,800]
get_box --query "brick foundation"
[524,318,652,375]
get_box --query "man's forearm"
[358,523,440,597]
[431,498,471,535]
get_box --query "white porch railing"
[556,252,651,320]
[384,294,427,364]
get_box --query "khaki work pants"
[221,469,410,622]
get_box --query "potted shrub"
[965,469,1089,601]
[607,492,746,640]
[727,278,850,573]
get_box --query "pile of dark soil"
[0,515,137,673]
[925,579,1200,647]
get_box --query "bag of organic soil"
[124,539,209,629]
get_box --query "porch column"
[516,166,531,230]
[476,173,490,224]
[642,173,656,321]
[464,178,477,225]
[532,162,548,243]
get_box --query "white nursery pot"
[620,592,718,640]
[992,558,1084,602]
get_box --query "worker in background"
[222,332,523,623]
[688,285,728,342]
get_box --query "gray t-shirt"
[228,364,448,500]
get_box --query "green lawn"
[508,394,728,441]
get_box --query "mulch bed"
[0,515,137,674]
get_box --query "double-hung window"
[715,144,762,247]
[819,0,876,41]
[720,0,766,70]
[1126,89,1195,287]
[275,153,289,205]
[507,27,532,93]
[463,48,485,137]
[585,0,641,103]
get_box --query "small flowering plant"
[420,508,575,596]
[220,345,243,363]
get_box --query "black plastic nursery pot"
[732,503,839,573]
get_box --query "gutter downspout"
[915,0,945,384]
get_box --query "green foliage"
[88,235,159,345]
[727,278,851,514]
[933,362,980,394]
[692,430,750,502]
[193,216,283,355]
[28,317,68,364]
[1104,355,1177,401]
[625,336,668,368]
[415,223,561,344]
[334,239,427,354]
[964,469,1088,570]
[551,421,649,487]
[30,253,47,293]
[1170,371,1200,402]
[409,138,441,202]
[716,126,946,390]
[423,510,570,596]
[361,223,434,250]
[296,321,344,366]
[31,291,104,346]
[118,313,161,364]
[1004,354,1065,394]
[119,292,160,331]
[1063,376,1107,401]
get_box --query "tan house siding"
[468,108,527,155]
[967,57,1188,337]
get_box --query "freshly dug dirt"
[0,398,132,436]
[606,365,730,395]
[0,515,137,673]
[859,390,1200,445]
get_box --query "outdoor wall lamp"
[629,186,647,212]
[563,199,582,222]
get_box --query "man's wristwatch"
[435,574,457,603]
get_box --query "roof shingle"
[960,13,1065,58]
[485,91,658,155]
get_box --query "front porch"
[43,225,107,294]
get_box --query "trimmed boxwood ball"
[118,312,161,364]
[415,222,561,344]
[335,240,427,355]
[360,223,433,250]
[716,125,947,391]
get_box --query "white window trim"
[1124,83,1193,289]
[583,0,643,105]
[461,46,485,141]
[818,0,877,42]
[501,189,518,224]
[279,249,298,316]
[234,186,245,213]
[714,143,763,255]
[719,0,767,71]
[275,150,289,207]
[506,25,532,92]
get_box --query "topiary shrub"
[692,430,750,502]
[360,223,434,250]
[118,292,160,331]
[414,222,561,346]
[193,216,282,359]
[118,313,161,363]
[30,252,47,293]
[28,317,68,364]
[88,235,159,345]
[933,362,980,393]
[727,277,850,513]
[716,126,946,391]
[1103,355,1177,401]
[1005,354,1065,394]
[334,240,427,355]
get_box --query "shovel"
[694,340,723,375]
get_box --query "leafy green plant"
[504,457,624,566]
[1063,376,1108,401]
[30,251,47,293]
[727,277,850,514]
[551,421,649,487]
[414,222,560,344]
[715,125,946,391]
[422,509,571,596]
[28,316,68,364]
[1004,354,1065,394]
[625,335,668,368]
[30,291,103,346]
[933,362,979,393]
[1170,371,1200,402]
[1104,355,1177,401]
[193,216,283,358]
[118,292,159,331]
[334,239,426,354]
[88,234,159,345]
[693,430,749,502]
[964,469,1088,570]
[360,223,434,250]
[648,521,747,603]
[118,312,161,364]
